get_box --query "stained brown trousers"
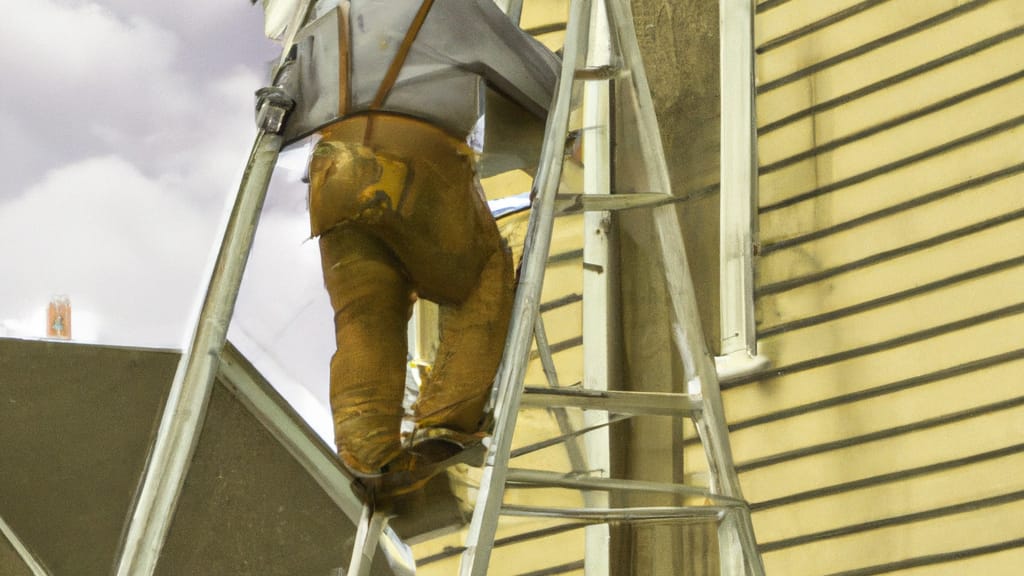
[308,113,514,475]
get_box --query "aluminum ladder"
[455,0,767,574]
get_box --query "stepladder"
[343,0,768,575]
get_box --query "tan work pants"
[309,114,514,475]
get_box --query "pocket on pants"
[308,141,410,236]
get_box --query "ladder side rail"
[602,1,767,573]
[115,127,288,576]
[348,503,389,576]
[602,0,741,499]
[654,203,768,576]
[459,0,594,573]
[654,208,736,494]
[718,510,747,576]
[114,7,311,573]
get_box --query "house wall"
[413,1,1024,574]
[697,1,1024,574]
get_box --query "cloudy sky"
[0,0,337,438]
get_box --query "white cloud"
[0,0,328,426]
[157,66,267,204]
[0,1,179,82]
[0,1,273,348]
[0,0,185,123]
[0,0,276,202]
[1,1,183,196]
[97,0,253,38]
[0,155,221,347]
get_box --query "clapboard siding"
[686,323,1024,469]
[755,0,884,51]
[766,498,1024,574]
[734,0,1024,573]
[759,76,1024,206]
[756,2,1024,127]
[728,357,1024,465]
[739,401,1024,505]
[756,0,974,88]
[760,266,1023,367]
[723,314,1024,425]
[757,35,1024,171]
[759,174,1024,290]
[888,546,1024,576]
[759,127,1024,249]
[757,220,1024,333]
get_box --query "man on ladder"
[256,0,559,497]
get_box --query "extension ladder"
[461,0,764,574]
[349,0,767,574]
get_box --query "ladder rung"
[500,504,728,524]
[555,192,672,213]
[522,387,702,416]
[574,64,621,80]
[505,469,747,507]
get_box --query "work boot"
[352,437,479,500]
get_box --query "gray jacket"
[285,0,560,162]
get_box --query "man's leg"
[319,225,414,475]
[412,235,514,433]
[319,115,516,440]
[381,160,515,435]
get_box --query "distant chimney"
[47,296,72,339]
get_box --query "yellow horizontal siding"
[759,176,1024,289]
[755,0,868,48]
[686,338,1024,471]
[756,0,966,86]
[759,33,1024,168]
[722,314,1023,426]
[519,0,569,30]
[729,359,1024,467]
[759,268,1023,369]
[759,79,1024,212]
[739,1,1024,574]
[489,527,584,576]
[740,402,1024,509]
[759,125,1024,246]
[757,0,1024,126]
[754,447,1024,543]
[418,516,584,575]
[892,546,1024,576]
[761,73,1024,184]
[764,498,1024,575]
[536,303,583,358]
[758,219,1024,329]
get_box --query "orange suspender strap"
[337,1,351,116]
[364,0,436,143]
[371,0,436,109]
